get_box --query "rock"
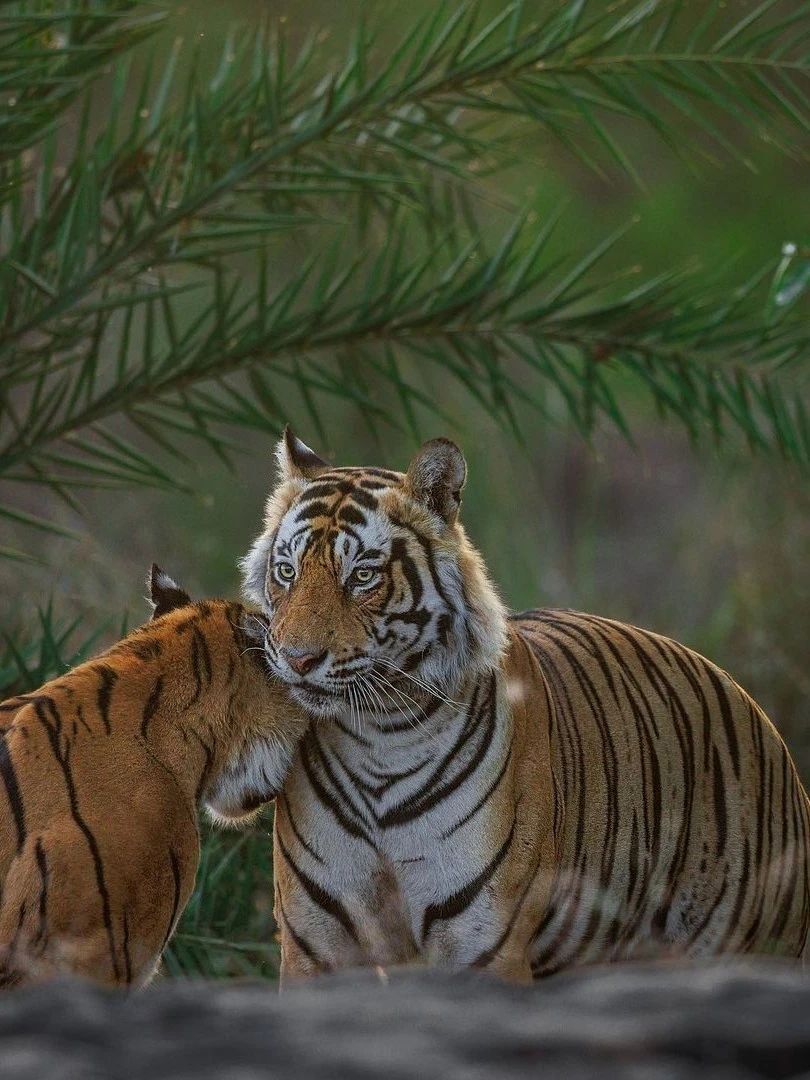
[1,961,809,1079]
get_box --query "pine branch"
[1,218,807,491]
[0,1,165,161]
[1,0,809,550]
[3,0,809,370]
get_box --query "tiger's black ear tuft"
[148,564,192,619]
[275,425,330,483]
[404,437,467,525]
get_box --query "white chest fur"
[281,676,515,965]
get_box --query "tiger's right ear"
[148,564,192,619]
[404,437,467,525]
[275,425,329,483]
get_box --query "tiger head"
[240,428,508,718]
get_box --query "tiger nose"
[284,647,327,676]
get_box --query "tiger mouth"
[293,682,343,698]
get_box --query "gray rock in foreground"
[2,961,810,1079]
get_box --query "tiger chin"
[0,566,308,990]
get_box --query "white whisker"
[374,657,465,708]
[356,673,386,723]
[348,683,360,738]
[367,670,434,741]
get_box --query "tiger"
[0,566,307,988]
[241,427,810,983]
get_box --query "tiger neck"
[142,697,230,812]
[326,664,498,768]
[121,629,247,810]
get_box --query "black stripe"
[189,630,204,703]
[276,831,360,943]
[197,627,213,684]
[94,664,118,736]
[0,731,26,853]
[720,837,752,950]
[34,838,48,946]
[712,743,727,855]
[277,896,330,973]
[75,703,92,735]
[362,755,433,796]
[705,664,740,780]
[422,816,516,941]
[35,702,120,982]
[295,500,333,521]
[317,744,378,821]
[332,716,373,747]
[140,676,164,740]
[300,736,376,847]
[357,467,400,482]
[277,796,325,866]
[441,747,512,840]
[471,817,551,971]
[297,480,353,501]
[378,682,493,829]
[337,504,367,526]
[192,731,215,804]
[545,634,620,887]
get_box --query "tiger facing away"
[0,566,307,988]
[241,428,810,982]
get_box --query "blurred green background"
[1,0,808,979]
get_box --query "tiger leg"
[274,882,331,985]
[0,828,128,986]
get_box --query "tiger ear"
[148,564,192,619]
[404,437,467,525]
[275,425,330,483]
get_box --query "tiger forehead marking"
[274,469,399,582]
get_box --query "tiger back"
[0,568,307,988]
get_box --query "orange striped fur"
[0,568,306,988]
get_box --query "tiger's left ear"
[404,438,467,525]
[275,425,330,483]
[148,564,192,619]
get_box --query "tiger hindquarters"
[0,822,196,989]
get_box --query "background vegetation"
[1,0,808,980]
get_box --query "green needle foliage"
[0,0,809,555]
